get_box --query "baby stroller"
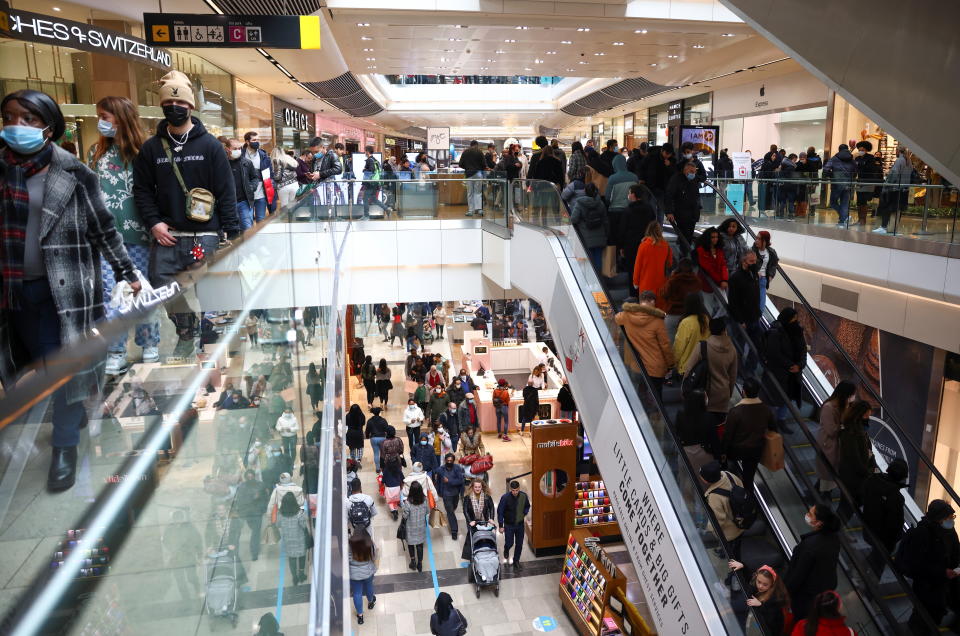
[469,523,501,597]
[204,549,239,629]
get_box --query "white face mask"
[856,150,866,156]
[804,513,817,528]
[230,149,241,159]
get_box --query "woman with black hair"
[430,591,468,635]
[694,227,728,316]
[345,404,366,463]
[401,480,430,572]
[360,354,376,409]
[374,357,392,410]
[1,89,139,491]
[348,529,377,625]
[791,590,857,635]
[815,381,856,495]
[785,504,841,620]
[837,400,877,508]
[277,491,310,586]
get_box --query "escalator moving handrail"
[667,220,937,633]
[704,178,960,508]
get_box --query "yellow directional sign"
[151,24,170,42]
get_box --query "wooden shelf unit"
[559,529,626,636]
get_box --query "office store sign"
[0,8,172,71]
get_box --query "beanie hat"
[700,461,722,484]
[886,458,908,483]
[158,70,196,108]
[927,499,954,521]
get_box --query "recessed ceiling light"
[566,68,575,72]
[366,57,376,61]
[693,44,705,49]
[667,54,678,58]
[454,24,466,28]
[52,6,61,10]
[495,49,506,54]
[357,22,370,27]
[612,42,624,46]
[524,67,532,71]
[515,26,529,30]
[649,63,657,66]
[579,61,588,65]
[534,59,544,64]
[449,38,463,42]
[480,67,489,70]
[546,51,557,55]
[504,39,516,43]
[561,40,572,45]
[722,33,735,37]
[594,52,605,56]
[362,48,374,52]
[635,29,648,34]
[361,36,372,41]
[444,49,454,52]
[577,27,590,32]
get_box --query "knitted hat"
[927,499,954,521]
[158,70,196,108]
[699,461,722,484]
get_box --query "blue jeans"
[449,433,459,454]
[830,185,851,224]
[350,575,375,615]
[100,244,160,354]
[371,436,385,469]
[238,198,267,229]
[495,405,508,435]
[759,280,768,314]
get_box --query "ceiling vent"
[303,72,383,117]
[212,0,321,14]
[561,76,673,117]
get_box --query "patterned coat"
[402,500,430,546]
[277,510,310,557]
[0,145,137,404]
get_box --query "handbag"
[470,454,494,474]
[458,453,480,466]
[760,430,785,471]
[161,139,215,223]
[396,517,408,542]
[262,523,281,545]
[429,507,448,529]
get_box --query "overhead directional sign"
[143,13,320,49]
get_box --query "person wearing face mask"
[412,432,439,474]
[1,89,140,491]
[763,307,806,431]
[132,70,239,359]
[665,162,702,254]
[275,407,300,460]
[455,393,480,452]
[900,499,960,633]
[784,503,841,620]
[441,400,463,455]
[447,378,466,407]
[434,452,465,540]
[227,138,260,231]
[836,400,877,517]
[403,398,425,452]
[89,96,162,374]
[677,141,706,184]
[726,251,763,373]
[242,131,275,226]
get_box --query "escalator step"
[793,443,812,449]
[883,593,907,600]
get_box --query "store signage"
[712,71,828,119]
[143,13,320,49]
[116,281,181,314]
[732,151,752,179]
[384,137,396,146]
[680,126,719,156]
[412,141,424,150]
[0,8,172,71]
[536,439,575,449]
[623,114,634,134]
[282,107,309,131]
[426,127,449,151]
[667,100,684,123]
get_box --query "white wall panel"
[440,229,483,265]
[441,265,485,300]
[481,232,510,289]
[887,249,949,299]
[904,297,960,354]
[856,286,907,337]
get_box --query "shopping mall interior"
[0,1,959,635]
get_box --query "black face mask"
[249,141,260,150]
[446,461,454,467]
[162,104,190,127]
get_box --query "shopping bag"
[429,508,448,529]
[376,473,385,499]
[262,523,281,545]
[427,490,436,509]
[458,453,480,466]
[601,246,617,278]
[808,191,821,206]
[470,454,494,474]
[760,430,785,471]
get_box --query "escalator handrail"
[666,219,939,633]
[704,178,960,508]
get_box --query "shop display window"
[234,78,272,148]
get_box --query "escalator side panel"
[509,223,725,635]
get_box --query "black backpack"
[584,201,605,229]
[681,341,710,398]
[712,472,758,530]
[894,524,924,578]
[348,499,372,528]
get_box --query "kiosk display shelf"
[559,529,626,636]
[574,480,617,527]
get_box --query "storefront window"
[169,50,235,139]
[683,93,712,126]
[235,79,273,148]
[717,106,827,155]
[273,97,315,153]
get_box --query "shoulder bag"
[161,138,215,223]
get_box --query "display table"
[424,172,467,206]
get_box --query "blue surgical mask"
[420,440,428,445]
[314,152,323,159]
[685,172,696,181]
[943,520,955,530]
[0,125,49,155]
[97,119,116,138]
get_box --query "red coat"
[633,237,673,296]
[696,246,728,292]
[791,617,856,636]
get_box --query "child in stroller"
[469,523,500,597]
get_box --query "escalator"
[508,178,960,634]
[718,0,960,185]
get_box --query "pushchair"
[468,523,501,597]
[203,549,239,629]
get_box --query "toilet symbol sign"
[532,616,558,632]
[144,13,321,49]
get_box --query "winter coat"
[696,246,728,292]
[403,405,425,429]
[855,152,883,194]
[752,244,780,286]
[567,150,586,182]
[365,415,389,439]
[722,398,774,459]
[441,408,462,438]
[824,149,856,183]
[434,463,465,498]
[413,443,439,473]
[268,479,305,523]
[886,154,912,186]
[785,530,841,613]
[530,154,563,187]
[664,171,701,222]
[459,430,485,456]
[642,149,676,197]
[860,472,905,550]
[615,302,674,378]
[349,545,377,581]
[235,478,270,517]
[345,409,365,450]
[521,384,540,420]
[659,272,703,316]
[430,392,452,422]
[727,266,762,324]
[899,517,960,585]
[632,237,673,298]
[764,319,806,407]
[815,400,843,481]
[496,153,523,180]
[277,510,310,557]
[463,493,496,526]
[276,413,299,438]
[704,471,745,541]
[401,500,430,545]
[402,468,439,503]
[132,117,239,234]
[684,335,738,413]
[605,154,638,210]
[447,384,466,406]
[790,616,857,636]
[570,193,609,249]
[617,199,657,255]
[837,420,876,501]
[458,147,486,175]
[162,521,203,568]
[673,315,709,372]
[315,149,342,180]
[0,144,137,405]
[721,232,748,275]
[557,385,576,412]
[457,400,481,432]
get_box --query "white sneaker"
[872,227,888,234]
[104,352,128,375]
[142,346,160,363]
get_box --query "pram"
[468,523,500,597]
[203,549,239,629]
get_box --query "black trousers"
[407,542,424,566]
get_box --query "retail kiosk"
[560,529,627,636]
